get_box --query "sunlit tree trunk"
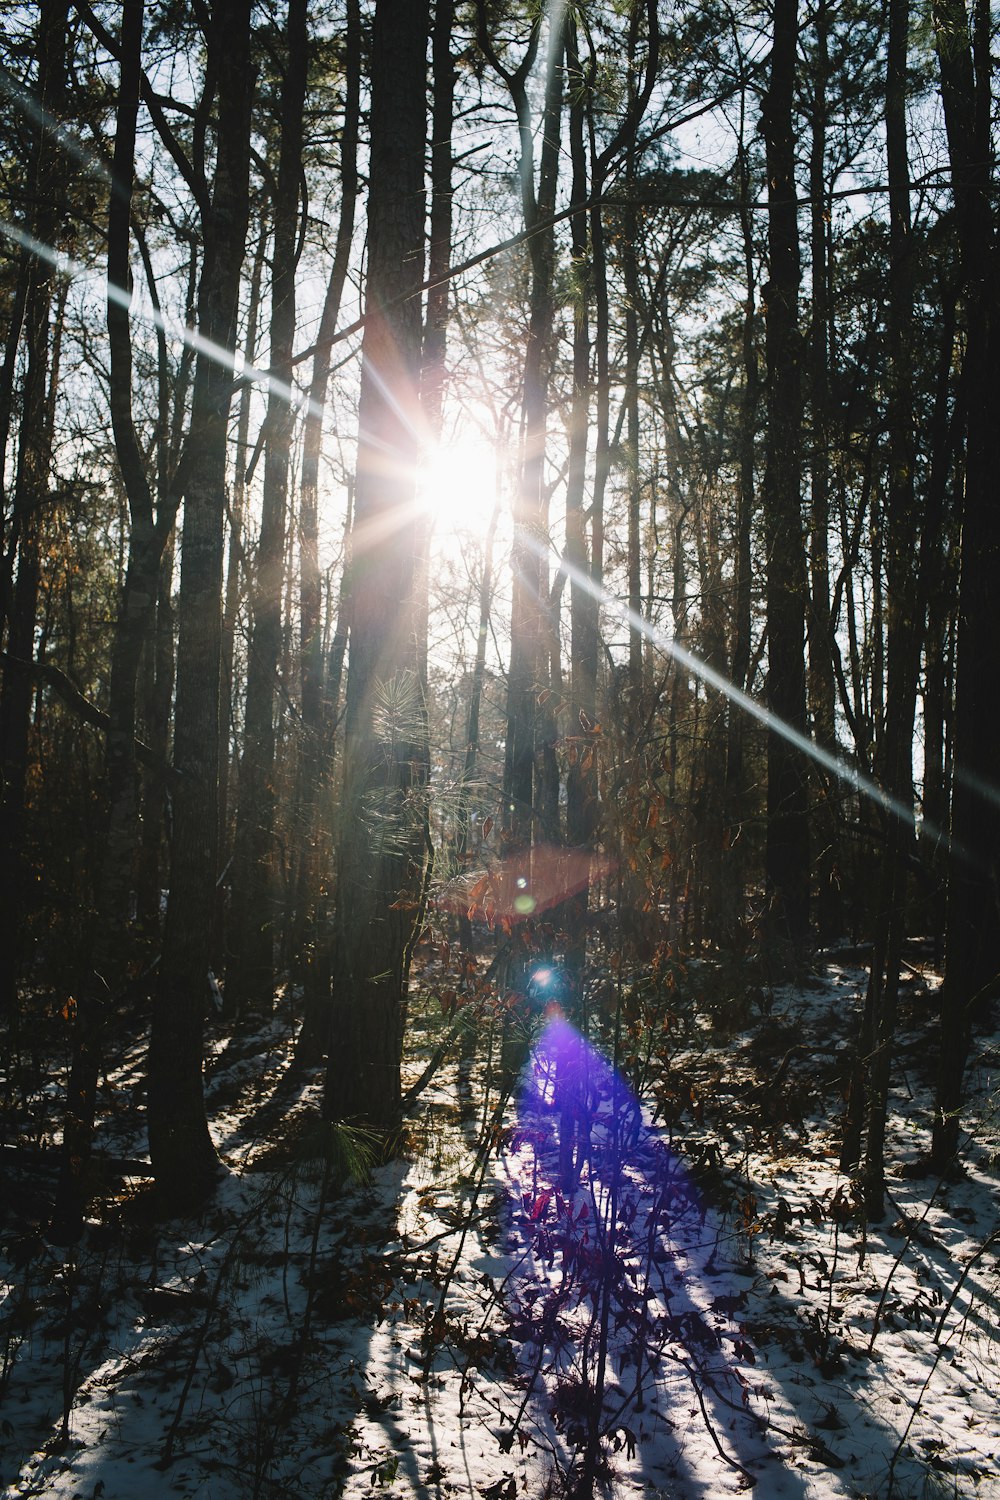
[476,1,565,860]
[294,0,360,1059]
[215,219,266,982]
[227,0,308,1017]
[0,259,31,636]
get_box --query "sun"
[418,431,500,547]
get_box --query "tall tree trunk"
[0,0,67,1019]
[932,0,1000,1169]
[564,12,598,995]
[324,0,429,1125]
[484,2,566,861]
[149,0,253,1205]
[0,255,31,630]
[216,218,267,979]
[806,0,843,945]
[422,0,455,438]
[228,0,308,1017]
[761,0,811,954]
[135,525,175,936]
[52,0,192,1238]
[859,0,922,1217]
[721,124,758,948]
[455,495,501,950]
[293,0,360,1056]
[918,290,959,963]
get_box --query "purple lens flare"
[496,994,762,1487]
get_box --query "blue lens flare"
[497,1009,760,1480]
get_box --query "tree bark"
[149,0,253,1205]
[859,0,922,1217]
[761,0,811,953]
[324,0,429,1125]
[292,0,360,1050]
[0,0,68,1019]
[228,0,309,1017]
[806,0,843,946]
[932,0,1000,1169]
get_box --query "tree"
[932,0,1000,1169]
[227,0,309,1017]
[0,0,69,1017]
[148,0,254,1204]
[760,0,811,953]
[856,0,924,1217]
[293,0,361,1057]
[324,0,430,1125]
[475,0,567,863]
[53,0,184,1238]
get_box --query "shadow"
[483,1013,814,1496]
[0,1034,419,1498]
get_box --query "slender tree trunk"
[216,219,267,980]
[52,0,192,1238]
[932,0,1000,1169]
[761,0,810,954]
[293,0,360,1047]
[135,525,175,936]
[859,0,921,1217]
[149,0,253,1205]
[0,255,31,629]
[918,292,959,962]
[324,0,429,1125]
[564,13,598,997]
[0,0,67,1019]
[623,212,642,689]
[455,496,500,949]
[806,0,843,945]
[228,0,308,1017]
[721,127,758,947]
[492,4,566,861]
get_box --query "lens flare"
[498,1008,758,1480]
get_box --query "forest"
[1,0,999,1495]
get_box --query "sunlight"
[498,1009,767,1489]
[538,539,961,856]
[0,216,319,423]
[419,431,499,544]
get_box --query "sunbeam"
[0,61,111,188]
[0,217,431,534]
[0,216,317,414]
[540,540,954,855]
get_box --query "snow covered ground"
[2,958,999,1498]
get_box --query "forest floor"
[1,945,999,1500]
